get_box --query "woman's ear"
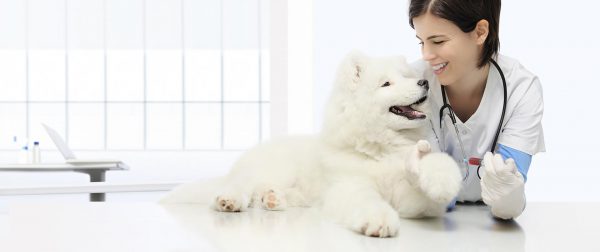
[474,19,489,45]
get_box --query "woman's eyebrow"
[416,35,447,40]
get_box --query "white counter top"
[2,202,599,252]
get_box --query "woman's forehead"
[413,13,461,39]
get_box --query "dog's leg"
[321,178,400,238]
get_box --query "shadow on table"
[396,203,525,252]
[160,204,525,252]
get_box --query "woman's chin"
[438,77,452,86]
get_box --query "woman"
[409,0,545,219]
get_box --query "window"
[0,0,270,153]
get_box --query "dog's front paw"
[417,153,462,204]
[416,139,431,154]
[351,205,400,238]
[406,140,432,178]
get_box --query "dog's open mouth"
[389,95,427,120]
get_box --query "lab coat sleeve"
[497,76,545,155]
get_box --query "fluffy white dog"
[160,51,462,238]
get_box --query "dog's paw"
[416,139,431,154]
[417,153,462,204]
[214,195,245,212]
[406,140,433,179]
[351,205,400,238]
[260,189,287,211]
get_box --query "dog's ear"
[395,55,417,78]
[341,50,367,85]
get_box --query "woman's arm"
[483,67,544,219]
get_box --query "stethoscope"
[431,59,507,181]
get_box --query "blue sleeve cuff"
[497,144,532,182]
[447,197,457,212]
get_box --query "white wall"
[314,0,600,201]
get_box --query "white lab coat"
[412,54,546,202]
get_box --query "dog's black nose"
[417,79,429,90]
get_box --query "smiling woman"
[407,0,546,220]
[410,0,500,69]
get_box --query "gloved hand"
[480,152,526,220]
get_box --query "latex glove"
[480,152,526,220]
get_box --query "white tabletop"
[2,202,599,252]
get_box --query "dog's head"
[330,51,431,132]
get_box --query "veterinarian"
[408,0,545,220]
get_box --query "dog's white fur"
[160,51,462,237]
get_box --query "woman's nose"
[421,45,436,61]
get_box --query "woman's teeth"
[432,62,448,71]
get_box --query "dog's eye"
[381,82,391,87]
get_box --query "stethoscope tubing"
[439,58,507,180]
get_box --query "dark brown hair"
[408,0,501,68]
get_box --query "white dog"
[160,51,462,238]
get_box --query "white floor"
[1,198,599,252]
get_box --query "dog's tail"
[158,177,225,204]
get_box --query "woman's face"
[412,13,484,86]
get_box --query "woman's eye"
[381,82,391,87]
[433,41,445,45]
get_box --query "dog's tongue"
[392,106,426,120]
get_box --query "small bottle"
[32,141,41,164]
[12,136,19,163]
[18,145,29,164]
